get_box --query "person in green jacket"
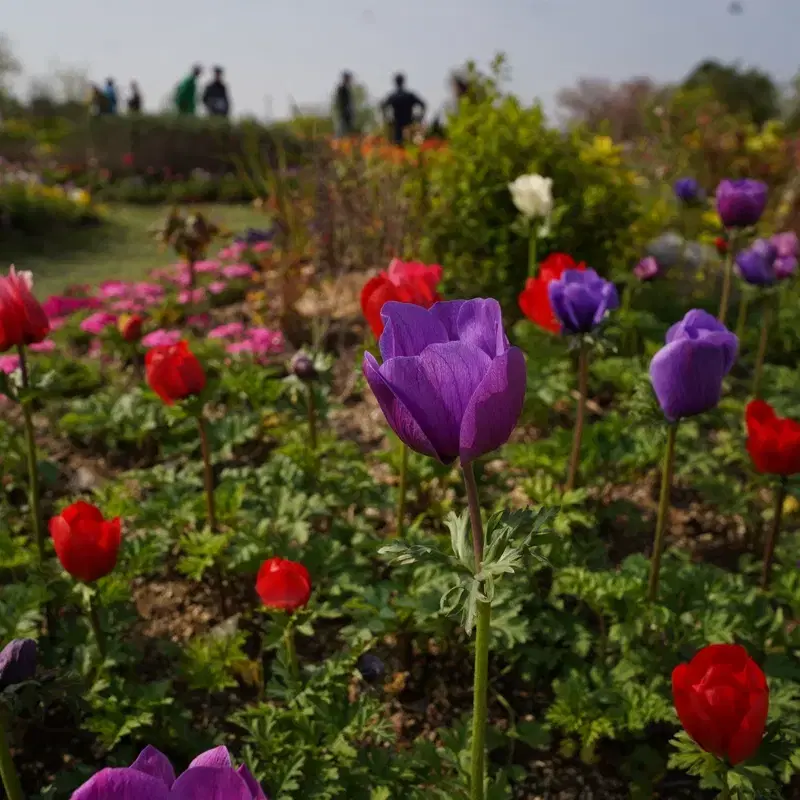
[175,65,202,114]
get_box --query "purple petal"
[428,300,467,340]
[453,299,509,358]
[363,352,440,460]
[0,638,36,688]
[171,767,252,800]
[130,746,175,787]
[593,282,619,326]
[188,746,233,770]
[379,303,448,359]
[649,337,735,420]
[665,309,726,344]
[237,765,268,800]
[71,768,171,800]
[459,348,526,463]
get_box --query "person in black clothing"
[381,73,425,146]
[335,71,354,137]
[203,66,230,118]
[127,81,142,113]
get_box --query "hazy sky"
[5,0,800,119]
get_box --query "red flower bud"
[746,399,800,476]
[715,236,729,256]
[518,253,586,334]
[49,501,121,582]
[145,340,206,405]
[118,314,144,342]
[256,557,311,612]
[672,644,768,765]
[0,266,50,352]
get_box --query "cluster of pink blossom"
[209,322,284,357]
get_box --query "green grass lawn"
[1,204,270,297]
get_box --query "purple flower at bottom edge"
[362,299,526,465]
[735,239,778,286]
[715,179,768,228]
[649,309,738,421]
[548,269,619,334]
[634,256,660,282]
[0,638,37,689]
[71,745,268,800]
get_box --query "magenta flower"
[222,264,255,280]
[225,341,253,355]
[219,243,247,261]
[771,231,798,259]
[80,312,118,335]
[142,329,182,349]
[132,282,165,301]
[178,288,207,305]
[195,259,222,274]
[110,299,142,313]
[251,242,271,254]
[71,745,267,799]
[98,281,131,299]
[363,299,526,464]
[28,340,56,353]
[209,281,228,295]
[209,323,246,340]
[42,295,99,319]
[0,355,20,374]
[633,256,659,282]
[247,328,284,354]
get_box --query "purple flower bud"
[775,256,797,280]
[771,231,798,260]
[649,310,738,421]
[735,239,778,286]
[290,351,317,382]
[548,269,619,334]
[363,299,526,465]
[357,653,385,683]
[0,638,37,689]
[715,179,768,229]
[634,256,660,282]
[674,177,703,204]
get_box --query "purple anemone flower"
[715,179,767,228]
[548,269,619,334]
[71,745,267,799]
[771,231,798,260]
[0,639,37,689]
[775,256,797,280]
[634,256,660,282]
[735,239,778,286]
[649,309,738,421]
[362,299,526,465]
[674,177,703,204]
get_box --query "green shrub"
[416,72,665,316]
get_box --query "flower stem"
[17,345,45,563]
[647,423,679,602]
[88,592,106,659]
[718,231,736,325]
[719,770,731,800]
[306,384,317,453]
[751,298,772,400]
[284,618,300,683]
[197,415,227,615]
[761,478,787,590]
[527,222,538,278]
[734,291,750,343]
[566,342,589,492]
[462,462,490,800]
[397,443,408,537]
[0,711,23,800]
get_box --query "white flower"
[508,174,553,220]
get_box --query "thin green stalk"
[751,299,772,400]
[306,384,318,453]
[17,345,45,563]
[719,770,731,800]
[566,342,589,492]
[284,619,300,683]
[397,443,408,537]
[734,291,750,343]
[647,423,679,602]
[88,593,106,659]
[718,231,736,325]
[527,223,538,278]
[0,711,23,800]
[761,478,787,590]
[462,463,490,800]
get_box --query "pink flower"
[252,242,272,254]
[209,322,245,340]
[98,281,131,299]
[195,259,221,274]
[110,299,141,313]
[209,280,228,295]
[132,282,165,300]
[178,288,207,305]
[225,341,254,355]
[28,340,56,353]
[48,317,68,331]
[42,295,99,319]
[80,312,118,335]
[186,314,211,330]
[222,264,255,280]
[0,354,20,374]
[141,329,182,348]
[219,243,246,261]
[248,327,284,354]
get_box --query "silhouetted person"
[335,71,354,137]
[203,66,230,118]
[382,73,425,146]
[103,78,118,115]
[127,81,142,113]
[175,65,202,115]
